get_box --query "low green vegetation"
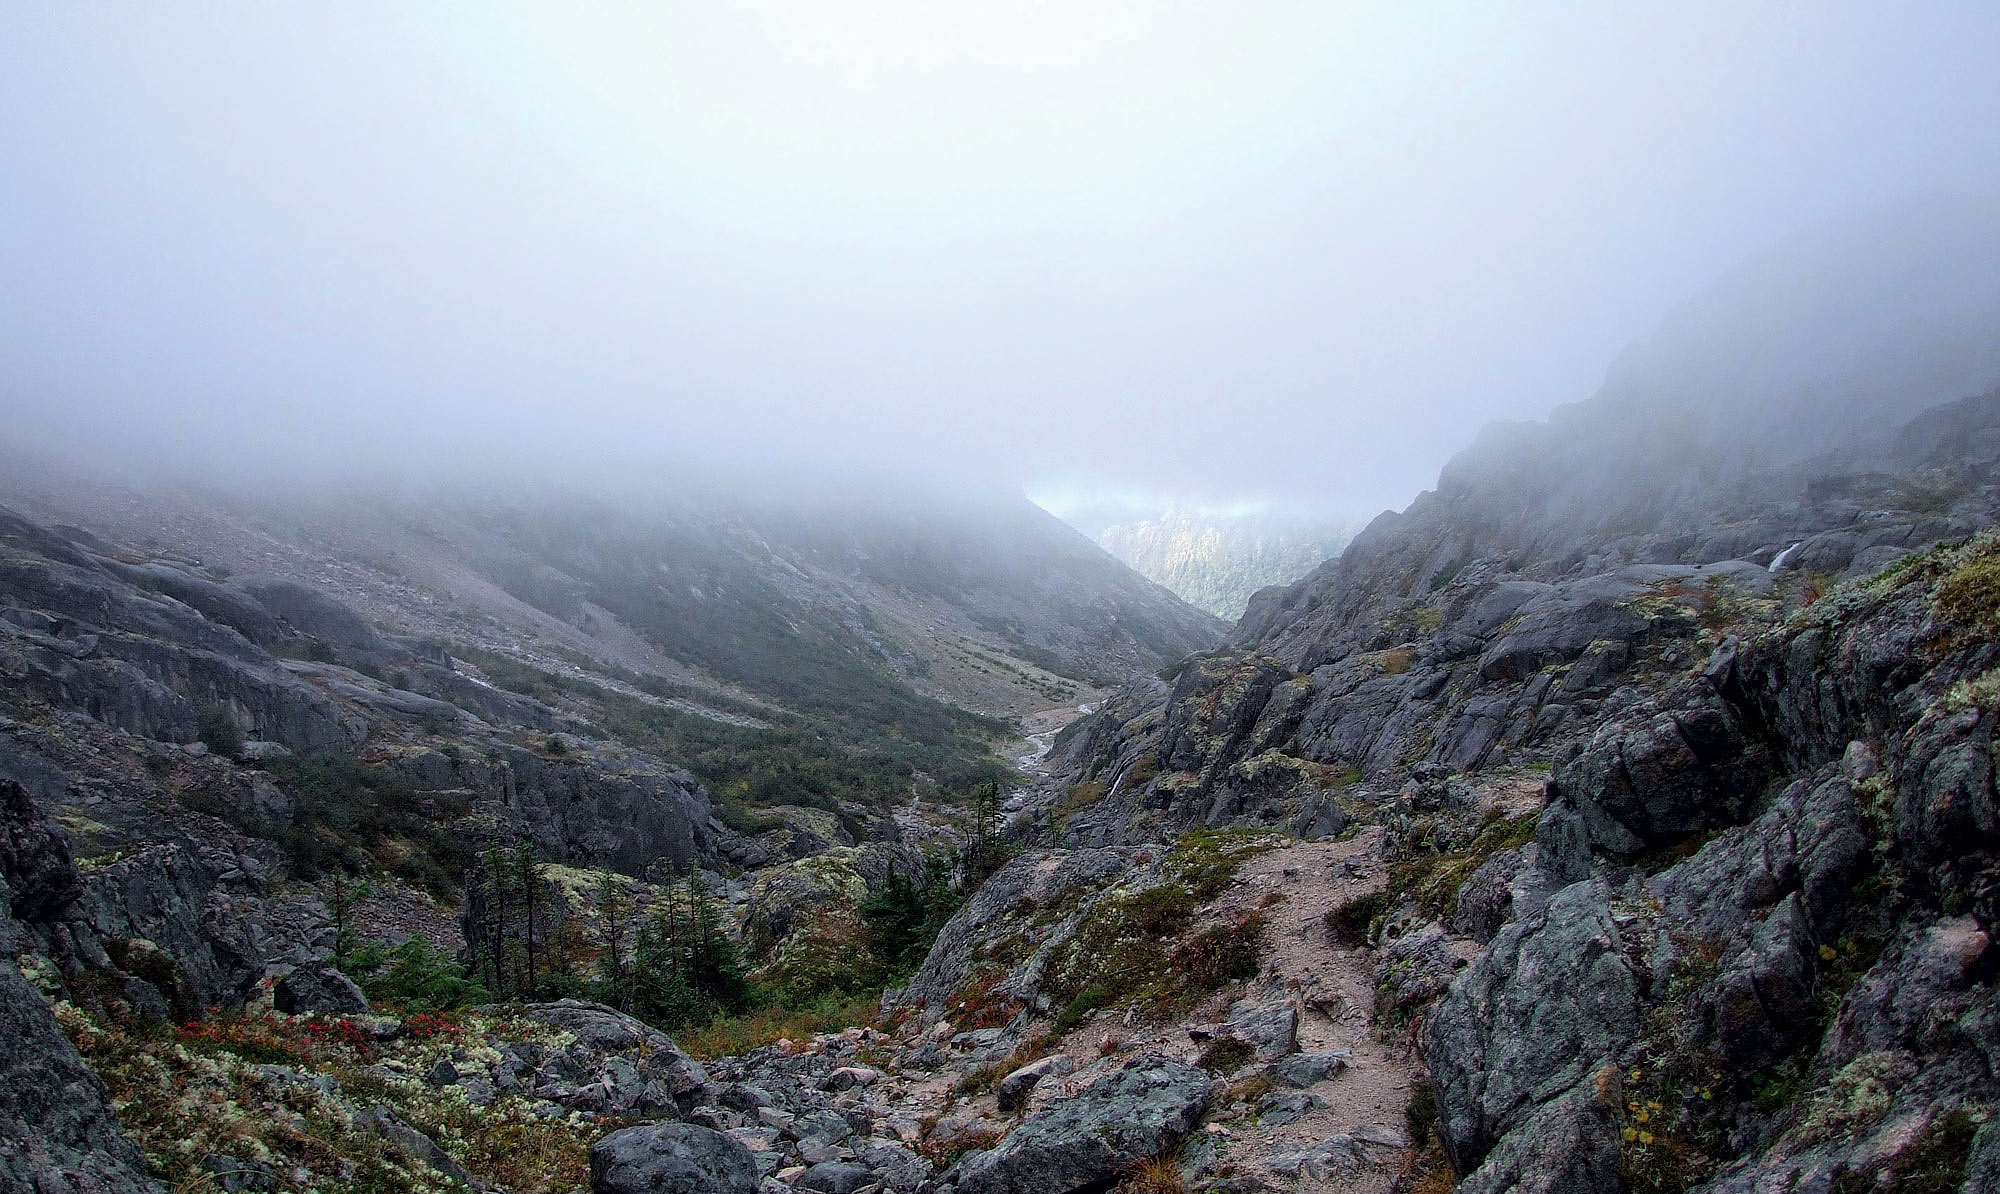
[1387,809,1540,921]
[178,751,474,896]
[1933,537,2000,629]
[454,644,1016,812]
[859,854,962,976]
[194,703,244,757]
[1043,830,1278,1035]
[1325,888,1392,947]
[58,1000,596,1193]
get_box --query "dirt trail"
[892,830,1418,1192]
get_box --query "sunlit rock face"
[1094,505,1354,622]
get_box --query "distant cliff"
[1094,505,1353,621]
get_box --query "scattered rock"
[797,1160,876,1193]
[1255,1090,1320,1128]
[1224,1001,1298,1061]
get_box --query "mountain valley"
[4,207,2000,1194]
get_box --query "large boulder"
[0,779,83,924]
[1552,675,1770,854]
[590,1122,760,1194]
[273,963,370,1016]
[950,1053,1211,1194]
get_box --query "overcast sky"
[4,3,1999,518]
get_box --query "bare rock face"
[1426,879,1637,1186]
[589,1122,761,1194]
[948,1054,1210,1194]
[0,780,161,1193]
[1425,535,2000,1191]
[0,777,83,924]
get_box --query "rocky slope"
[1008,207,2000,1191]
[0,469,1225,725]
[0,481,1229,1194]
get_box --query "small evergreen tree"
[861,853,959,977]
[329,876,372,972]
[596,874,631,1001]
[961,782,1016,887]
[514,841,543,997]
[624,876,749,1030]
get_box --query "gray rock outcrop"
[949,1053,1210,1194]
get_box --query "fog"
[4,3,2000,517]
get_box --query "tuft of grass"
[1935,551,2000,629]
[1406,1077,1440,1146]
[1170,911,1266,992]
[1325,890,1391,947]
[1375,647,1416,676]
[1116,1156,1188,1194]
[918,1126,1004,1170]
[1388,809,1540,920]
[1195,1037,1254,1075]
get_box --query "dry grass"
[1116,1156,1189,1194]
[675,992,881,1059]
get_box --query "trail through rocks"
[712,830,1422,1193]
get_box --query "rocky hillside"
[1094,506,1355,621]
[0,469,1224,726]
[0,476,1234,1194]
[1006,207,2000,1191]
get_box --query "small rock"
[994,1054,1072,1113]
[1256,1090,1320,1128]
[824,1065,886,1091]
[798,1160,877,1193]
[1265,1050,1352,1088]
[1224,1001,1298,1061]
[723,1082,777,1111]
[689,1106,742,1131]
[356,1106,475,1186]
[426,1057,459,1087]
[797,1138,852,1165]
[204,1152,280,1191]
